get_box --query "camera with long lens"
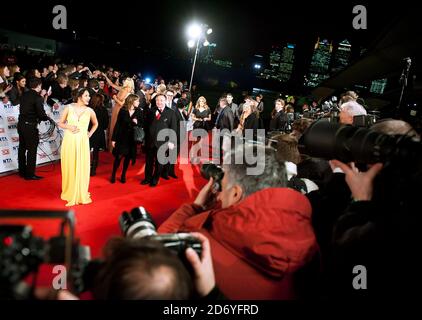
[200,163,224,192]
[301,119,422,165]
[119,207,202,268]
[0,210,92,300]
[352,113,379,128]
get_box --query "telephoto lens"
[200,164,224,192]
[119,207,157,239]
[118,207,203,266]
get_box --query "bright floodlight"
[203,40,210,46]
[187,23,202,39]
[207,28,213,35]
[187,40,195,48]
[145,78,151,84]
[254,64,261,69]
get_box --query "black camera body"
[0,223,90,300]
[200,163,224,192]
[119,207,202,260]
[353,114,378,127]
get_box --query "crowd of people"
[1,47,421,300]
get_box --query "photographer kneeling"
[158,144,318,299]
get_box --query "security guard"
[17,78,50,180]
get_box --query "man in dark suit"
[17,78,50,180]
[227,93,239,129]
[141,94,178,187]
[163,97,188,179]
[136,83,150,110]
[165,89,177,110]
[214,97,234,162]
[215,97,234,132]
[269,98,288,132]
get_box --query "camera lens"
[119,207,157,239]
[200,164,224,181]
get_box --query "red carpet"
[0,151,207,258]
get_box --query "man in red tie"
[141,94,178,187]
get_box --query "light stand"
[397,57,412,117]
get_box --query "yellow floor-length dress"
[61,105,92,206]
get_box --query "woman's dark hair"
[13,73,25,85]
[177,98,188,109]
[89,93,105,109]
[25,69,40,80]
[92,238,193,300]
[13,73,26,95]
[72,88,89,103]
[79,78,88,88]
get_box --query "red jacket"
[158,187,318,300]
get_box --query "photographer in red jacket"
[159,144,318,299]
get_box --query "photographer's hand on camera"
[330,160,383,201]
[194,178,217,210]
[185,232,216,297]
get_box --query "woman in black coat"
[89,93,110,176]
[110,94,143,183]
[236,100,264,140]
[8,73,28,105]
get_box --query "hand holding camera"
[330,160,383,201]
[185,232,216,297]
[194,178,216,210]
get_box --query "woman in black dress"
[89,93,110,176]
[190,96,211,163]
[110,94,143,183]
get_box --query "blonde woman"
[191,96,211,130]
[0,65,12,99]
[108,77,135,151]
[236,98,263,139]
[190,96,211,163]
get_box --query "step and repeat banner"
[0,101,65,174]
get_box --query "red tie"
[156,109,161,120]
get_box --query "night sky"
[1,0,411,61]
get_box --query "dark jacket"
[146,106,178,148]
[9,86,28,106]
[172,106,189,145]
[89,106,110,150]
[215,106,234,132]
[48,82,72,105]
[229,102,239,119]
[269,110,288,131]
[18,89,49,123]
[112,107,143,159]
[136,90,148,110]
[243,112,264,139]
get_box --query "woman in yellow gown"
[58,88,98,206]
